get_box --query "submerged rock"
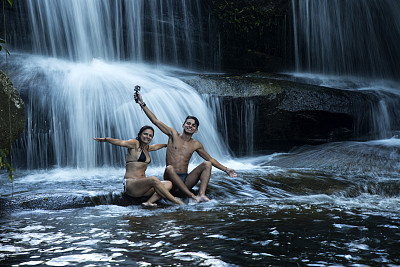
[0,70,25,150]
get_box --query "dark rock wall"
[209,0,292,73]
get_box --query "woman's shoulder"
[126,138,140,149]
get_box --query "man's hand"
[134,91,145,106]
[225,168,237,177]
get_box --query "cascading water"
[291,0,400,80]
[11,56,230,169]
[21,0,215,69]
[203,95,255,156]
[291,0,400,139]
[6,0,228,169]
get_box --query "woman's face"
[140,129,154,144]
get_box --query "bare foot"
[198,195,210,202]
[176,199,185,205]
[191,195,202,203]
[141,202,157,208]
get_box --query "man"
[134,92,237,202]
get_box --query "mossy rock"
[0,70,25,149]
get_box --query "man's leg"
[164,165,201,202]
[185,161,212,201]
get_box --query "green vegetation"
[1,0,14,183]
[213,0,281,35]
[0,148,14,181]
[211,0,288,72]
[0,38,10,55]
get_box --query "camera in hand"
[134,85,141,103]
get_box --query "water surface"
[2,139,400,266]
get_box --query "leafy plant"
[1,0,15,184]
[214,0,278,35]
[0,149,15,181]
[0,38,10,55]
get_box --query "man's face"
[182,119,198,134]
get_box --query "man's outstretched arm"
[196,142,237,178]
[135,92,175,136]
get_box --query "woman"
[94,125,184,206]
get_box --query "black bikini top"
[137,150,151,164]
[126,149,151,164]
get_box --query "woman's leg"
[126,177,183,205]
[143,181,173,206]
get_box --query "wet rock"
[0,70,25,149]
[186,73,399,155]
[0,192,160,213]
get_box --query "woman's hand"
[93,137,107,142]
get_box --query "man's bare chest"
[168,139,195,157]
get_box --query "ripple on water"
[43,253,123,266]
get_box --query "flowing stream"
[1,0,400,266]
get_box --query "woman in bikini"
[94,125,184,206]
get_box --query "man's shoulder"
[169,128,180,136]
[190,138,203,148]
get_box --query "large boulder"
[186,73,400,155]
[0,70,25,149]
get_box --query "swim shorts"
[177,173,188,183]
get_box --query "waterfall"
[10,55,230,169]
[19,0,215,69]
[291,0,400,139]
[7,0,230,169]
[291,0,400,80]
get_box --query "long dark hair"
[136,125,154,149]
